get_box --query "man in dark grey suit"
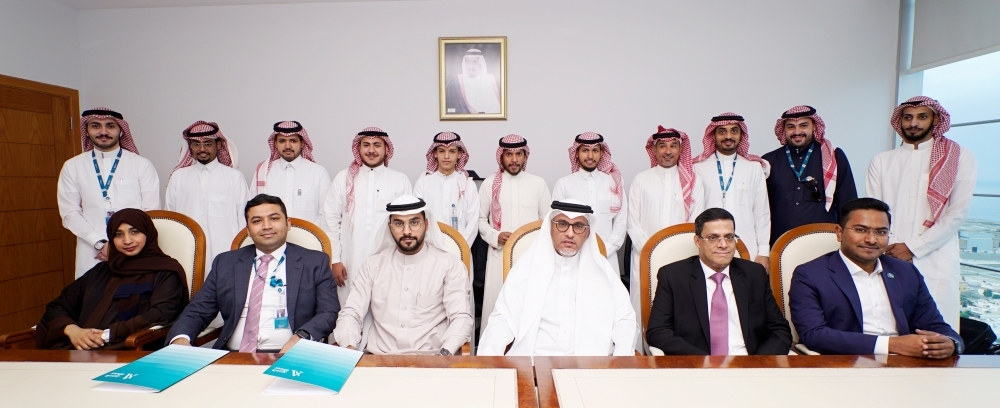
[167,194,338,353]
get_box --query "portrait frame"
[439,36,507,121]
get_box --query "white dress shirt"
[226,244,292,351]
[700,260,748,355]
[693,152,771,258]
[57,147,160,277]
[534,253,581,356]
[263,156,333,237]
[413,170,480,246]
[839,250,897,355]
[166,159,250,268]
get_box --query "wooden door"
[0,74,80,335]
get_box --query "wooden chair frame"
[501,220,607,282]
[437,222,472,272]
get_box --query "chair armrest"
[648,346,665,356]
[125,325,168,350]
[793,343,820,355]
[194,327,222,347]
[0,328,37,349]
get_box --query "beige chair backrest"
[231,218,332,259]
[638,223,751,335]
[147,210,206,298]
[769,223,840,343]
[502,220,607,282]
[436,222,472,272]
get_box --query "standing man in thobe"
[867,96,977,330]
[627,126,705,324]
[166,121,251,268]
[692,113,771,270]
[762,106,857,245]
[413,132,480,246]
[478,134,551,336]
[251,121,331,237]
[58,108,160,278]
[552,132,627,278]
[325,127,412,308]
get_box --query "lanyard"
[253,254,286,279]
[715,152,737,200]
[785,144,815,182]
[92,149,122,203]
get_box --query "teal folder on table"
[93,345,228,392]
[264,340,364,393]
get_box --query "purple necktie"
[709,272,729,356]
[239,254,272,352]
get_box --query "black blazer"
[646,256,791,355]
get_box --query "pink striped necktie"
[709,272,729,356]
[239,254,273,352]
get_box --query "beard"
[505,163,522,175]
[555,247,579,257]
[580,162,598,172]
[394,234,425,254]
[196,157,214,165]
[902,126,932,142]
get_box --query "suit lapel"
[828,254,864,328]
[689,258,711,344]
[879,257,909,334]
[730,263,750,345]
[233,246,254,320]
[285,244,303,329]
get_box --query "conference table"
[2,350,999,407]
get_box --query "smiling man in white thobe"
[413,132,480,246]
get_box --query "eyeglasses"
[804,176,822,202]
[189,141,216,148]
[697,234,739,244]
[552,220,589,234]
[847,227,890,238]
[390,219,424,231]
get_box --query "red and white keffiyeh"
[693,112,768,169]
[490,134,530,230]
[568,132,623,213]
[646,126,697,219]
[344,127,394,217]
[773,106,837,211]
[80,107,139,154]
[170,121,238,178]
[891,96,961,228]
[253,121,315,194]
[425,132,469,176]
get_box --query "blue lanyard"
[253,254,286,279]
[785,144,815,182]
[715,152,737,199]
[91,149,122,203]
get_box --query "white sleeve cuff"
[86,232,105,247]
[102,329,110,343]
[874,335,890,355]
[170,334,192,345]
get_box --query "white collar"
[716,150,737,159]
[554,250,582,270]
[699,259,731,280]
[839,249,883,276]
[281,155,304,170]
[194,158,219,172]
[95,146,122,159]
[436,169,459,179]
[365,164,386,173]
[900,138,934,151]
[255,242,288,259]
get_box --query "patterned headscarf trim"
[693,112,768,170]
[253,121,315,194]
[490,134,530,230]
[568,132,623,213]
[170,121,238,179]
[646,126,697,219]
[773,106,838,211]
[344,127,394,217]
[80,107,139,154]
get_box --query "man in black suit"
[646,208,791,355]
[167,194,339,353]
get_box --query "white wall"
[0,0,80,89]
[77,0,900,198]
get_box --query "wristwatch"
[438,348,452,356]
[94,239,108,250]
[294,329,311,341]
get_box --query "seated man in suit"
[166,194,339,352]
[646,207,791,355]
[788,197,962,357]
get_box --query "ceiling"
[53,0,413,9]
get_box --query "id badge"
[274,309,289,329]
[105,210,115,225]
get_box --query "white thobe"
[693,152,771,258]
[260,157,333,238]
[57,147,160,277]
[866,139,976,331]
[627,165,706,326]
[334,245,473,354]
[413,171,480,246]
[477,171,551,336]
[166,159,251,268]
[324,165,412,307]
[533,253,581,356]
[552,170,628,273]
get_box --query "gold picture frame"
[439,36,507,120]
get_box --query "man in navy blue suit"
[167,194,338,353]
[789,197,962,357]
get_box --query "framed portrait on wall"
[439,37,507,120]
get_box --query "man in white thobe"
[867,96,977,330]
[413,132,480,246]
[552,132,627,277]
[165,121,251,268]
[252,121,332,237]
[334,195,473,355]
[692,113,771,270]
[627,126,706,325]
[57,107,160,278]
[478,134,551,337]
[479,200,636,356]
[325,127,412,308]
